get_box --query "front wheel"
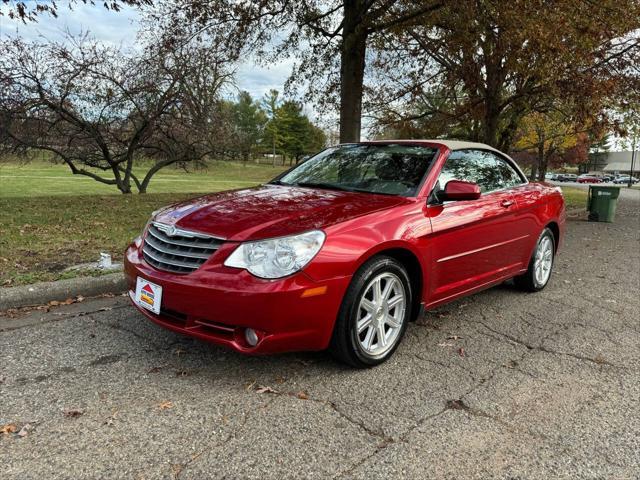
[329,256,412,368]
[514,228,555,292]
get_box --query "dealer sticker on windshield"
[135,277,162,315]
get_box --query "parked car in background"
[601,175,614,182]
[577,174,603,184]
[556,173,578,182]
[613,175,639,184]
[125,140,565,367]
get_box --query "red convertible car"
[125,140,565,367]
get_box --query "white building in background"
[587,150,638,174]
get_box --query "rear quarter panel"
[513,182,566,263]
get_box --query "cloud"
[0,3,140,47]
[1,4,296,101]
[236,59,295,101]
[0,5,333,126]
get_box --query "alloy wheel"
[534,235,553,287]
[356,272,406,358]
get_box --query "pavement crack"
[475,317,538,351]
[328,401,393,444]
[474,318,623,369]
[100,320,164,352]
[445,397,553,442]
[332,406,448,480]
[172,405,256,479]
[535,345,620,368]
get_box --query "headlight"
[224,230,325,279]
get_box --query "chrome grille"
[143,222,223,274]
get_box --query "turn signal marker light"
[301,286,327,298]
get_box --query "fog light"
[245,328,259,347]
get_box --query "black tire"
[328,255,412,368]
[514,228,555,292]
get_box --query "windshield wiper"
[292,181,348,192]
[345,187,398,196]
[278,181,402,196]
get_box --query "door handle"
[501,200,514,208]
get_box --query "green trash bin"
[587,185,621,222]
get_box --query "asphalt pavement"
[1,194,639,479]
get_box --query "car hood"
[154,185,411,241]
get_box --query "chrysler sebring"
[125,140,565,367]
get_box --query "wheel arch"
[355,244,425,322]
[545,221,560,252]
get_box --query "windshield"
[274,144,439,196]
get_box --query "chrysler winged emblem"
[156,223,179,237]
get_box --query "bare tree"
[135,1,445,144]
[0,0,151,21]
[0,32,234,193]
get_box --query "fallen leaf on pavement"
[447,335,463,340]
[255,385,278,394]
[458,347,466,357]
[17,424,32,437]
[157,401,174,410]
[296,391,309,400]
[104,410,119,426]
[446,399,469,410]
[64,409,84,418]
[1,423,17,435]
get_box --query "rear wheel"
[514,228,555,292]
[329,256,412,368]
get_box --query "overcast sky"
[0,3,296,104]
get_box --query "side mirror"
[441,180,481,201]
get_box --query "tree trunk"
[339,0,368,143]
[481,99,501,148]
[538,159,549,181]
[534,140,546,181]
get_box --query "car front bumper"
[124,243,351,355]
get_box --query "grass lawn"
[0,159,589,287]
[560,187,588,210]
[1,161,287,286]
[0,159,285,197]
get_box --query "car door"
[425,149,529,305]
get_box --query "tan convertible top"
[361,139,503,153]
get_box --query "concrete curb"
[0,272,126,311]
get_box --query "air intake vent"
[142,222,223,274]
